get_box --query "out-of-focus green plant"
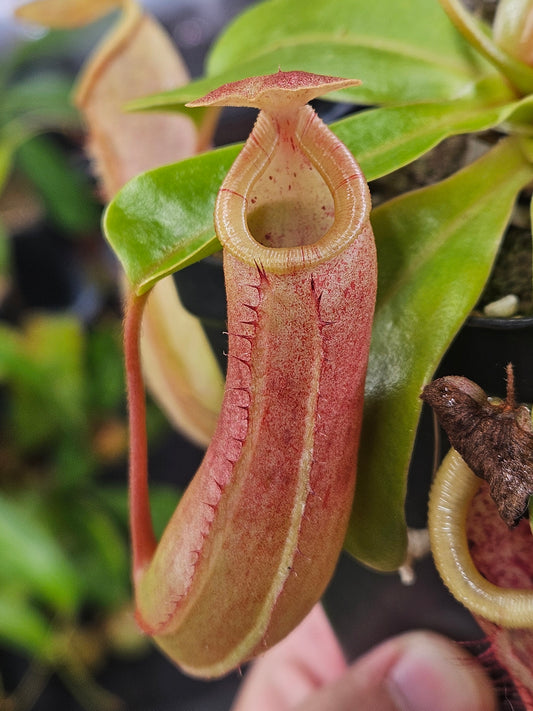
[0,16,184,709]
[0,25,101,258]
[103,0,533,571]
[0,313,180,707]
[0,24,103,323]
[0,31,77,190]
[10,0,533,690]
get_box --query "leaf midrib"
[213,31,493,81]
[373,144,533,313]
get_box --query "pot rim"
[467,314,533,331]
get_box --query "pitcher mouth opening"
[245,121,335,249]
[215,105,370,274]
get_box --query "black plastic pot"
[440,315,533,402]
[173,255,228,373]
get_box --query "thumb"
[232,604,347,711]
[294,630,496,711]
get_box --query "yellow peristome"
[429,448,533,628]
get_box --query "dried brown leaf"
[422,366,533,527]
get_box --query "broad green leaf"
[340,93,533,181]
[0,494,80,613]
[502,94,533,128]
[103,144,240,293]
[0,590,52,656]
[345,137,533,570]
[130,0,509,114]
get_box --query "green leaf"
[54,435,95,486]
[339,94,533,181]
[130,0,508,114]
[345,137,533,570]
[26,317,85,419]
[103,144,241,293]
[0,494,80,614]
[502,94,533,129]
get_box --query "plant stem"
[123,289,156,580]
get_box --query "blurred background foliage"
[0,12,187,710]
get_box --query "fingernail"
[386,636,487,711]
